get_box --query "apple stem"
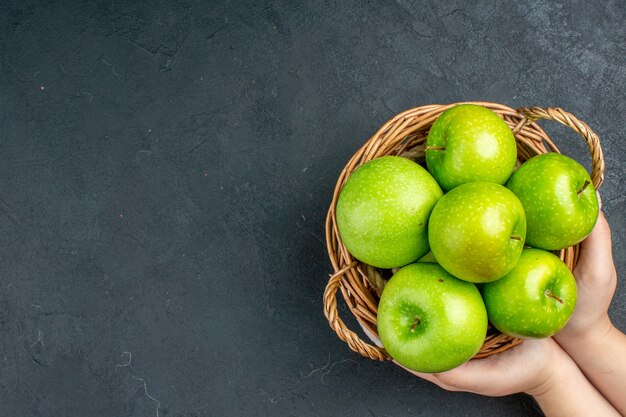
[425,146,446,151]
[510,236,522,241]
[410,317,421,332]
[545,290,564,304]
[577,180,590,196]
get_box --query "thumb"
[403,357,499,393]
[575,211,614,276]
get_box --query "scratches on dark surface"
[319,359,361,384]
[440,8,470,19]
[30,353,49,367]
[159,54,177,72]
[301,352,331,378]
[98,55,122,77]
[407,27,434,38]
[29,330,44,348]
[365,405,377,417]
[188,138,210,154]
[39,310,81,319]
[133,41,159,56]
[82,91,94,104]
[116,352,162,417]
[381,98,397,115]
[0,193,21,226]
[207,24,227,41]
[296,221,325,245]
[191,402,211,413]
[300,354,361,384]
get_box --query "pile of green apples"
[336,104,599,373]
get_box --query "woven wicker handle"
[517,107,605,188]
[323,263,388,360]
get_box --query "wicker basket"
[323,102,605,362]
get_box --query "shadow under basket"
[323,102,605,362]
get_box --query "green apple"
[336,156,443,268]
[377,262,487,373]
[506,153,599,250]
[428,182,526,283]
[417,251,437,263]
[425,104,517,191]
[482,248,577,338]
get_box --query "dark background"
[1,1,625,416]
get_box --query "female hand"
[360,323,563,397]
[556,211,617,341]
[407,337,558,397]
[552,210,626,415]
[406,337,619,416]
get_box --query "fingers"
[405,339,559,396]
[407,369,446,386]
[397,361,466,392]
[431,358,499,393]
[581,211,612,259]
[575,211,615,276]
[403,358,500,394]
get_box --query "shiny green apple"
[506,153,599,250]
[425,104,517,191]
[336,156,443,268]
[482,248,577,338]
[428,182,526,283]
[377,262,487,373]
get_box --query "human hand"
[406,338,561,397]
[399,337,620,416]
[551,210,626,415]
[556,211,617,343]
[360,322,563,397]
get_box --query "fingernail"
[596,190,602,211]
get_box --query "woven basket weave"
[323,102,605,362]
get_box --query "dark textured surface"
[0,1,624,416]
